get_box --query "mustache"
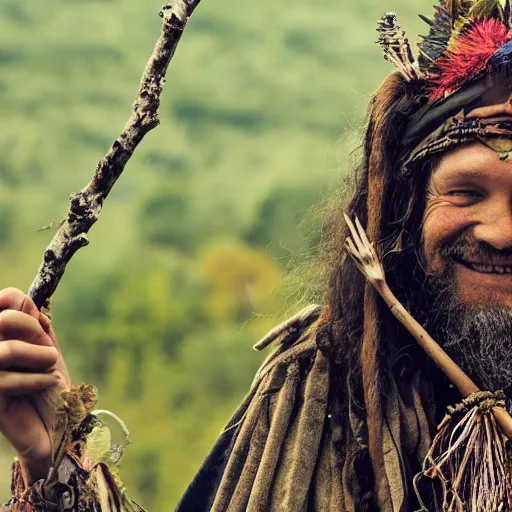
[438,232,512,261]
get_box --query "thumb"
[19,295,40,320]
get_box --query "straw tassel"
[415,391,512,510]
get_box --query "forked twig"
[28,0,201,310]
[344,213,512,438]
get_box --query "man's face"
[423,141,512,308]
[422,141,512,391]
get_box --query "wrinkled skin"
[422,141,512,391]
[424,141,512,308]
[0,288,70,485]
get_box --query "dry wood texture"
[28,0,201,310]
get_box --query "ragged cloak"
[176,306,437,512]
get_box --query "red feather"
[429,18,512,101]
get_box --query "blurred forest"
[0,0,430,508]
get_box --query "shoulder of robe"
[176,305,334,512]
[249,304,327,386]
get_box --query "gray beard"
[422,272,512,393]
[439,305,512,392]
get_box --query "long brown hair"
[321,70,438,506]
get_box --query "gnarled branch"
[28,0,201,310]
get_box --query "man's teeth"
[467,262,512,274]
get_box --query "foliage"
[0,0,430,507]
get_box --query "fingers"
[0,288,39,319]
[355,217,372,249]
[344,214,377,260]
[345,236,359,259]
[0,341,58,372]
[0,371,59,394]
[38,311,64,355]
[344,213,365,254]
[0,289,56,349]
[38,312,52,335]
[0,310,52,346]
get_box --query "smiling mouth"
[454,257,512,275]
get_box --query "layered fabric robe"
[176,306,438,512]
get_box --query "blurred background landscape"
[0,0,430,508]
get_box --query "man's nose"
[473,202,512,250]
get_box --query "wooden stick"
[28,0,201,310]
[344,213,512,438]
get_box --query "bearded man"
[2,0,512,510]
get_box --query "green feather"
[445,15,471,51]
[417,0,509,75]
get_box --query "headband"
[377,4,512,172]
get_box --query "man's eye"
[446,190,481,198]
[443,190,483,205]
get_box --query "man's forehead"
[433,142,512,177]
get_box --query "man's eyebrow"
[435,167,489,180]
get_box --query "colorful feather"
[379,0,512,100]
[417,0,510,73]
[444,14,472,50]
[428,18,512,100]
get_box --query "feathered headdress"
[378,0,512,100]
[377,0,512,175]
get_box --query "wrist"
[17,448,52,486]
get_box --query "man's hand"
[0,288,70,485]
